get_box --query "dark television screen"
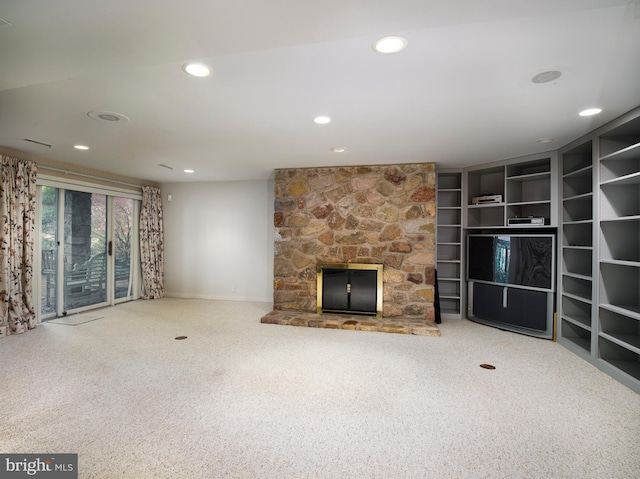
[467,235,495,282]
[467,234,554,290]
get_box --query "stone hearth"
[261,311,440,336]
[261,162,439,336]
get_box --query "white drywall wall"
[160,179,274,303]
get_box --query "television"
[467,234,555,292]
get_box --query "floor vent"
[480,363,496,370]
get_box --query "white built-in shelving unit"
[436,171,463,318]
[556,108,640,393]
[597,113,640,391]
[464,153,557,229]
[558,140,595,357]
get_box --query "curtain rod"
[38,165,146,190]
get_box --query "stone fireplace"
[261,163,440,335]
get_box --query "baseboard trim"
[164,292,272,303]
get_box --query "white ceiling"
[1,0,639,182]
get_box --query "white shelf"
[600,141,640,162]
[599,332,640,355]
[600,259,640,268]
[440,301,462,316]
[563,164,592,179]
[467,202,505,208]
[600,171,640,186]
[562,219,593,225]
[600,215,640,222]
[506,200,550,207]
[598,332,640,385]
[506,171,551,181]
[562,271,592,281]
[563,191,592,202]
[561,314,591,331]
[561,335,591,353]
[599,302,640,321]
[561,290,592,304]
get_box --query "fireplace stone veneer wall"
[273,163,436,322]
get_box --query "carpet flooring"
[0,298,638,478]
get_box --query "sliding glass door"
[63,190,108,311]
[38,184,140,319]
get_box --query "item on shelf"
[507,216,546,226]
[471,194,502,205]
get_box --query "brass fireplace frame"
[316,263,384,318]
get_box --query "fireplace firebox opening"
[316,263,383,318]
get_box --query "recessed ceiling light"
[535,137,555,144]
[314,116,331,125]
[579,108,602,117]
[182,63,211,77]
[184,169,194,173]
[331,147,348,153]
[531,70,562,84]
[74,145,89,150]
[373,36,408,54]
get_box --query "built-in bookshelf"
[436,171,463,318]
[597,113,640,391]
[558,140,594,356]
[555,108,640,393]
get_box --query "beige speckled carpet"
[1,298,638,478]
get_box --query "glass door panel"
[40,186,59,316]
[63,191,108,312]
[113,197,134,300]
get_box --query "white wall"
[160,179,274,303]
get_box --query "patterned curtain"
[0,156,37,334]
[139,186,164,299]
